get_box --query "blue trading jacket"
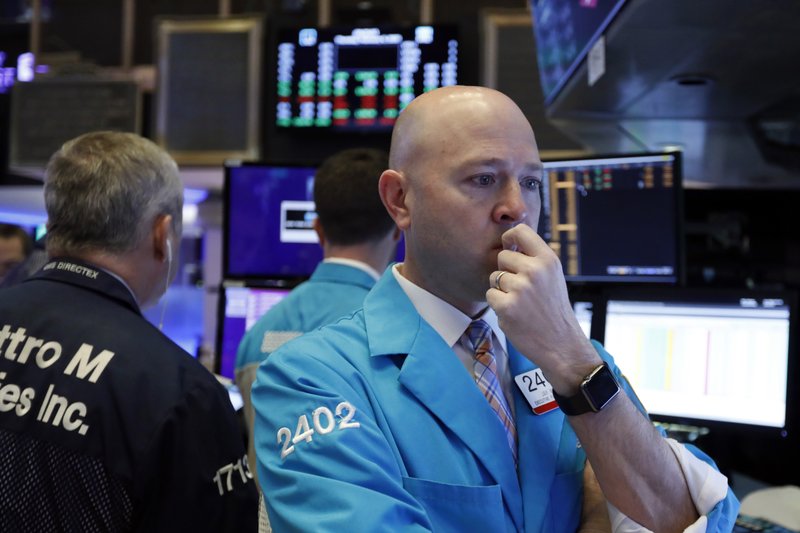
[252,269,739,532]
[235,261,377,373]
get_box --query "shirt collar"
[391,263,506,349]
[33,257,141,314]
[324,257,381,281]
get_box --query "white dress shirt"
[392,264,514,411]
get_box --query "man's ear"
[152,214,172,262]
[312,216,326,248]
[379,169,411,231]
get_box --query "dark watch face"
[583,366,620,411]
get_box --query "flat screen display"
[224,161,404,280]
[602,289,795,431]
[275,24,458,130]
[530,0,627,105]
[216,284,292,379]
[542,152,682,284]
[224,162,321,279]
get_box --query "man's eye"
[521,177,541,191]
[475,175,494,186]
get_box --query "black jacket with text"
[0,258,258,532]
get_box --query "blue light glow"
[0,210,47,227]
[183,188,208,205]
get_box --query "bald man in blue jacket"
[252,87,739,532]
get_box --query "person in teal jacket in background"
[236,148,400,482]
[252,86,740,532]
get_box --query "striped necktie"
[466,319,517,463]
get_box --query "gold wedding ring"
[494,271,507,291]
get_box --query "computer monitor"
[601,288,796,434]
[224,160,405,280]
[224,162,321,280]
[275,24,458,130]
[530,0,627,105]
[215,283,293,379]
[542,151,682,284]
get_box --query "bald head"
[389,86,536,175]
[378,85,542,313]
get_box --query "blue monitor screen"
[224,161,405,280]
[225,163,321,279]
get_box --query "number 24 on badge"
[514,368,559,415]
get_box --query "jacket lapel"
[364,271,524,531]
[509,345,566,533]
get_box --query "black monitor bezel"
[542,150,685,286]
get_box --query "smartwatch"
[552,362,621,416]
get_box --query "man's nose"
[493,181,528,225]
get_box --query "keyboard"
[734,514,798,533]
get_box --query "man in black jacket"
[0,131,258,532]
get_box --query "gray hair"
[44,131,183,255]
